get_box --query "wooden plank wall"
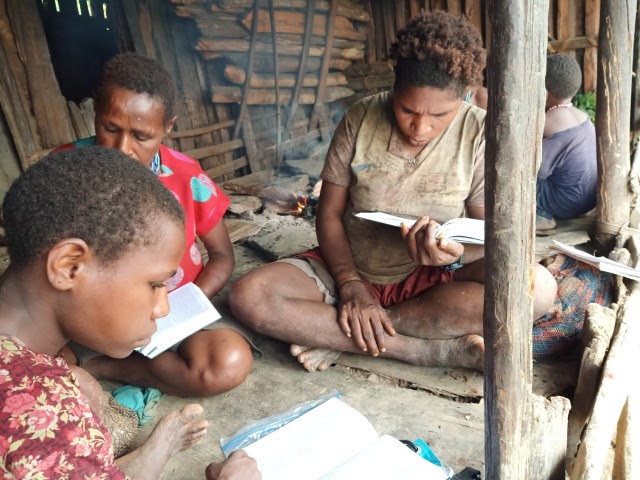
[171,0,370,171]
[111,0,241,179]
[360,0,602,93]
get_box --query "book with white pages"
[241,396,447,480]
[355,211,485,245]
[136,282,221,359]
[551,241,640,282]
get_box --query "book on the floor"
[240,396,448,480]
[551,240,640,281]
[355,211,485,245]
[136,282,220,359]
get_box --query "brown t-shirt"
[321,92,486,284]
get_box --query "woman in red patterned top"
[56,53,252,397]
[0,148,259,479]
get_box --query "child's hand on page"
[205,451,261,480]
[400,216,464,266]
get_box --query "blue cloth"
[537,120,597,219]
[112,385,164,426]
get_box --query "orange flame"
[290,192,308,215]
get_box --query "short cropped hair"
[546,54,582,100]
[94,52,176,122]
[389,11,486,97]
[3,147,185,268]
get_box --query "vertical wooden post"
[484,1,548,478]
[594,0,636,254]
[583,0,601,92]
[632,0,640,130]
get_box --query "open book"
[355,211,484,245]
[136,282,221,359]
[551,241,640,282]
[241,396,447,480]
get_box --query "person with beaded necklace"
[537,54,597,231]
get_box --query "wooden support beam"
[484,1,548,478]
[268,0,282,166]
[594,0,636,254]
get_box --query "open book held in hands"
[551,241,640,282]
[355,211,485,245]
[240,396,447,480]
[136,282,221,359]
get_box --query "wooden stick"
[169,120,235,139]
[268,0,283,166]
[526,395,571,480]
[583,0,601,91]
[240,9,366,41]
[224,64,347,87]
[570,284,640,479]
[309,0,337,133]
[233,0,260,139]
[286,0,315,133]
[212,86,354,104]
[612,384,639,479]
[195,37,364,60]
[566,303,617,471]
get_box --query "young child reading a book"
[56,52,252,397]
[0,147,261,479]
[230,11,558,372]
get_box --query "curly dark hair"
[2,147,185,268]
[389,11,486,96]
[94,52,177,122]
[546,54,582,100]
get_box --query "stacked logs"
[173,0,369,106]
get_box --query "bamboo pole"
[484,0,548,478]
[594,0,636,254]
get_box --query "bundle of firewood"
[171,0,369,105]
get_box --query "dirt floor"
[0,209,584,479]
[138,211,582,479]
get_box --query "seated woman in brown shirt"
[230,11,557,372]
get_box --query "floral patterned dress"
[0,336,127,479]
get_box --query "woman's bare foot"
[290,344,341,372]
[425,335,485,371]
[116,404,208,480]
[536,215,557,231]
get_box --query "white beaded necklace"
[545,103,573,113]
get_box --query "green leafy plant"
[572,91,596,123]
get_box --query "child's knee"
[533,263,557,319]
[188,331,252,396]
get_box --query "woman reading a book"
[230,11,557,372]
[55,53,252,396]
